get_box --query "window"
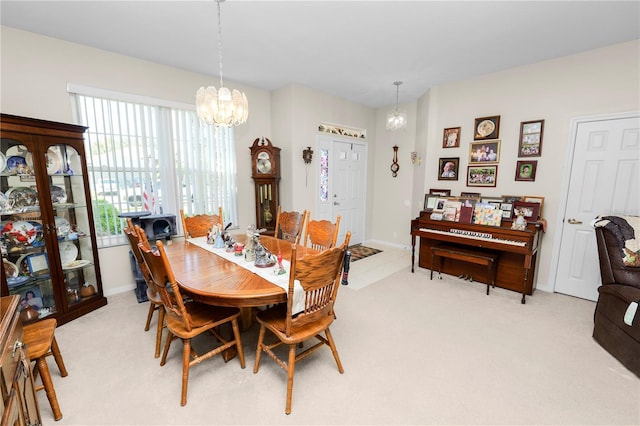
[70,88,238,247]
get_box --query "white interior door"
[554,113,640,301]
[326,139,366,246]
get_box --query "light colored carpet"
[38,262,639,425]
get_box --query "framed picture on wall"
[515,160,538,181]
[474,115,500,140]
[469,140,500,163]
[467,165,498,187]
[442,127,461,148]
[518,119,544,157]
[438,157,459,180]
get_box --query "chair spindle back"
[137,239,194,332]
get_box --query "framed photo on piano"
[513,201,540,221]
[423,194,439,212]
[523,196,544,218]
[501,195,522,203]
[429,188,451,196]
[500,202,514,220]
[460,192,481,199]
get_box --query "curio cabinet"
[0,114,107,325]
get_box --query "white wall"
[412,40,640,293]
[0,27,273,295]
[270,84,376,234]
[2,25,638,298]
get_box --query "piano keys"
[410,212,543,303]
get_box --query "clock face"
[256,151,272,174]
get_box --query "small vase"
[80,284,96,298]
[20,306,39,323]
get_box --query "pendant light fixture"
[196,0,248,126]
[386,81,407,130]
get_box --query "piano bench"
[430,245,499,295]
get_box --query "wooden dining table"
[163,234,317,328]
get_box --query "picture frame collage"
[423,189,544,226]
[439,115,544,185]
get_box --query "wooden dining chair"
[253,232,351,414]
[22,318,68,421]
[274,207,308,244]
[303,215,341,251]
[180,207,223,238]
[137,239,245,406]
[124,219,165,358]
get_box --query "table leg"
[240,307,253,330]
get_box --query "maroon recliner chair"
[593,219,640,377]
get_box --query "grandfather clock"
[250,137,280,235]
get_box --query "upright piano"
[410,211,543,303]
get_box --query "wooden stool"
[22,318,68,421]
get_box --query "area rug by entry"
[348,244,383,262]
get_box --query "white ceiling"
[1,1,639,109]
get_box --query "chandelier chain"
[217,0,224,88]
[394,80,402,112]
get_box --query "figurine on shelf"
[80,282,96,297]
[244,225,256,261]
[254,236,276,268]
[511,213,527,231]
[65,160,74,175]
[206,225,215,244]
[213,224,225,248]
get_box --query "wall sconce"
[302,146,313,164]
[410,151,422,165]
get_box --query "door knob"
[333,202,340,206]
[567,218,583,224]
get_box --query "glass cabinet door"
[0,140,54,318]
[1,139,100,320]
[47,144,99,307]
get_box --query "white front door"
[332,141,366,245]
[554,113,640,301]
[315,135,367,246]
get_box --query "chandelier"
[196,0,248,126]
[386,81,407,130]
